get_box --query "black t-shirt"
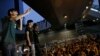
[25,27,34,44]
[1,17,16,44]
[33,30,39,44]
[25,27,39,44]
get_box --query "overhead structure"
[23,0,93,30]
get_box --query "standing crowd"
[41,34,100,56]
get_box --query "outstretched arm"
[16,8,32,20]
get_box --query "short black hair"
[26,20,33,28]
[33,23,38,29]
[8,8,18,16]
[27,20,33,24]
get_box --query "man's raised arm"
[16,8,32,20]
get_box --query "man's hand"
[16,8,32,20]
[24,8,32,14]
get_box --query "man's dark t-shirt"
[25,27,39,45]
[33,30,39,44]
[1,17,16,44]
[25,28,35,44]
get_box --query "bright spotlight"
[96,18,99,20]
[93,20,96,22]
[86,6,89,9]
[82,15,86,19]
[64,16,68,19]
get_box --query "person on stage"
[25,20,35,56]
[33,23,41,56]
[0,8,31,56]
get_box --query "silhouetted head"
[8,8,18,20]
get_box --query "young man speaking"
[0,8,31,56]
